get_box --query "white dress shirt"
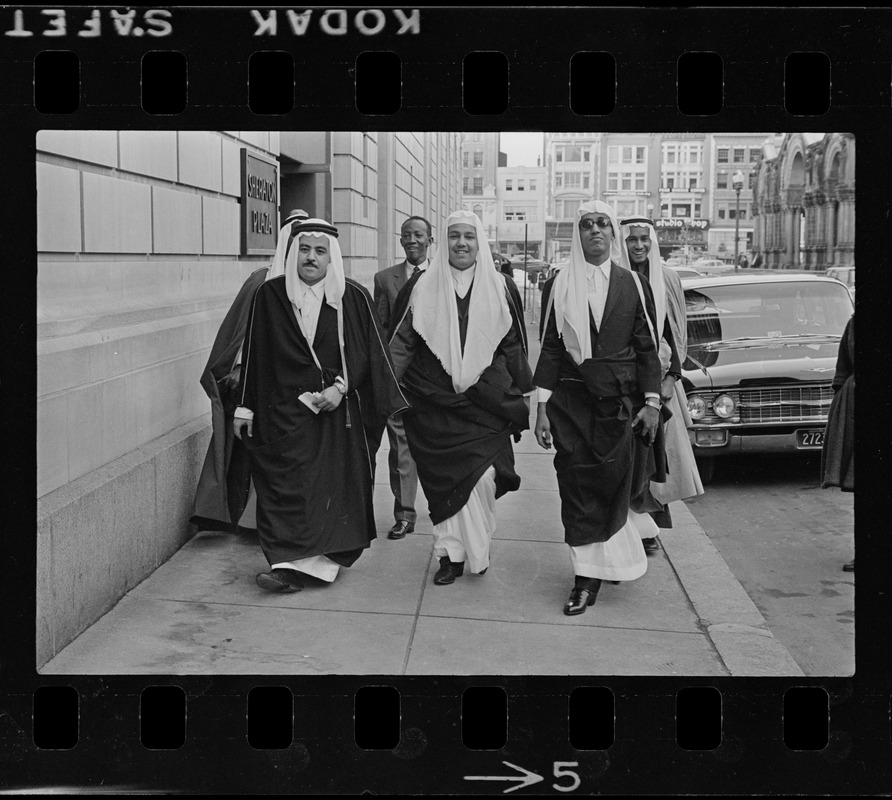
[405,257,429,282]
[449,263,476,298]
[235,278,336,422]
[537,258,658,403]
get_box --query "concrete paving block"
[708,628,805,677]
[493,488,564,542]
[662,503,777,631]
[406,616,728,676]
[132,527,435,618]
[178,132,222,193]
[37,162,81,252]
[82,173,152,253]
[152,186,202,254]
[37,130,118,168]
[39,597,416,675]
[119,130,177,181]
[418,538,702,634]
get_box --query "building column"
[785,208,796,268]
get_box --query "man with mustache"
[371,216,432,540]
[233,218,408,592]
[534,201,663,616]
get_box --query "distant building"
[752,132,855,269]
[461,132,502,244]
[706,133,772,261]
[496,165,547,259]
[543,133,602,261]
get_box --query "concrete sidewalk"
[40,311,804,677]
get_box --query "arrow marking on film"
[464,761,545,793]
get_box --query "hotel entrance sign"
[241,149,278,255]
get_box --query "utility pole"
[733,169,745,273]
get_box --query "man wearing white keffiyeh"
[533,200,663,616]
[233,218,409,593]
[619,217,704,553]
[390,210,533,586]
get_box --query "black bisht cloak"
[389,271,533,526]
[239,275,409,567]
[191,266,269,531]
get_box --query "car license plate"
[796,429,825,449]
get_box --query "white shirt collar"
[407,257,429,271]
[297,277,325,302]
[449,262,477,287]
[585,258,612,280]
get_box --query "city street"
[686,453,854,676]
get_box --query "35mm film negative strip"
[1,5,889,795]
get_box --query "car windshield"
[685,281,853,350]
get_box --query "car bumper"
[688,427,825,456]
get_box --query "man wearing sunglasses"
[533,201,663,616]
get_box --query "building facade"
[751,132,855,270]
[543,133,602,261]
[36,130,462,667]
[495,165,547,259]
[460,132,502,245]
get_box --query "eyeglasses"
[578,217,613,230]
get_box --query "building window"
[636,146,646,164]
[749,147,760,163]
[717,173,728,189]
[555,173,563,189]
[506,179,513,190]
[463,177,469,194]
[635,176,645,191]
[694,202,701,217]
[667,150,676,164]
[717,148,729,163]
[689,177,697,190]
[621,176,631,190]
[562,172,582,189]
[733,148,745,163]
[608,147,618,164]
[462,151,469,168]
[666,177,674,190]
[473,177,483,194]
[473,151,483,167]
[607,173,618,191]
[583,174,590,190]
[517,180,525,191]
[529,180,537,191]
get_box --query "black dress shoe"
[388,520,414,540]
[842,559,855,572]
[433,556,464,585]
[563,577,602,615]
[642,537,660,554]
[256,568,304,593]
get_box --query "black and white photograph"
[35,129,855,677]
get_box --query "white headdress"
[549,200,622,364]
[619,216,667,337]
[266,218,348,379]
[409,210,513,393]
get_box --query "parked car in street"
[681,273,854,483]
[691,258,733,275]
[825,265,855,300]
[669,265,704,279]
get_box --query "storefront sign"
[654,218,710,230]
[241,149,278,255]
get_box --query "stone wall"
[36,130,277,667]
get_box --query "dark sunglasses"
[578,217,613,230]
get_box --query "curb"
[662,502,805,677]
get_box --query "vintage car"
[681,274,854,482]
[825,265,855,300]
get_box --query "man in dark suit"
[533,201,662,616]
[372,215,433,539]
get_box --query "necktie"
[411,265,421,278]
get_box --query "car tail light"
[713,394,736,419]
[688,395,707,419]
